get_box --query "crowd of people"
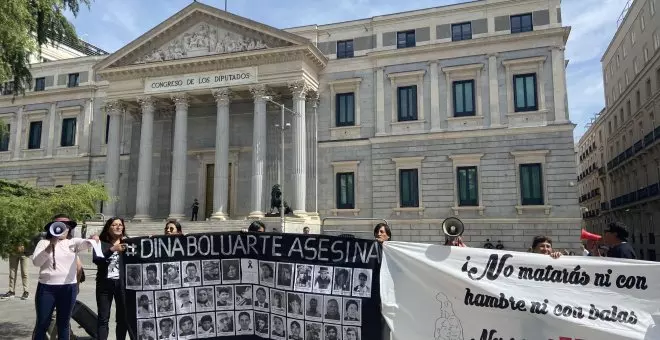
[0,215,637,339]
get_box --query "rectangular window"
[335,93,355,127]
[647,78,653,99]
[510,13,533,33]
[60,117,76,147]
[397,30,416,49]
[451,22,472,41]
[336,40,354,59]
[105,115,110,144]
[520,163,544,205]
[513,74,538,112]
[2,81,14,95]
[67,73,79,88]
[399,169,419,207]
[335,172,355,209]
[0,123,10,152]
[649,249,657,261]
[453,80,475,117]
[650,233,656,245]
[645,47,650,62]
[457,166,478,206]
[397,85,418,121]
[28,121,42,150]
[34,77,46,92]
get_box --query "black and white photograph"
[304,294,323,321]
[175,288,195,314]
[235,285,253,309]
[287,292,304,319]
[195,312,216,338]
[241,258,259,284]
[155,290,175,317]
[176,314,196,339]
[259,261,275,287]
[136,291,155,318]
[294,264,313,292]
[253,286,270,311]
[254,312,270,337]
[343,326,360,340]
[351,269,372,298]
[194,287,215,312]
[324,324,342,340]
[162,262,181,289]
[270,314,286,340]
[276,262,294,290]
[288,319,304,340]
[270,289,286,315]
[323,296,342,324]
[221,259,241,284]
[137,319,156,340]
[126,264,143,290]
[343,298,361,325]
[214,285,234,310]
[236,310,254,335]
[305,321,323,340]
[312,265,333,294]
[216,311,235,336]
[332,268,352,296]
[201,260,221,285]
[156,317,176,340]
[181,261,201,287]
[143,264,161,290]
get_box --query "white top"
[32,238,92,285]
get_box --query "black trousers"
[96,278,127,340]
[191,210,198,221]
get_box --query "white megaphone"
[48,221,68,238]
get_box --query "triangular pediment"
[96,2,310,70]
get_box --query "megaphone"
[48,221,68,238]
[580,229,602,241]
[442,217,465,237]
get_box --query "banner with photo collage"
[121,231,383,340]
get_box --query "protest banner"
[380,242,660,340]
[121,232,383,340]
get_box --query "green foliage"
[0,0,91,97]
[0,179,107,258]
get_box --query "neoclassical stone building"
[0,0,581,250]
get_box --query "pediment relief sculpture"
[135,22,269,64]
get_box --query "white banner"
[380,242,660,340]
[144,67,257,93]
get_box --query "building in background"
[0,0,580,251]
[577,0,660,261]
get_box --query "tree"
[0,0,91,96]
[0,179,108,258]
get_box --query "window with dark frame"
[451,22,472,41]
[397,85,418,121]
[335,93,355,127]
[336,40,354,59]
[510,13,533,33]
[650,233,656,245]
[397,30,416,49]
[457,166,478,206]
[68,73,80,88]
[34,77,46,92]
[513,74,538,112]
[28,121,43,150]
[0,123,10,152]
[453,80,475,117]
[520,163,544,205]
[336,172,355,209]
[399,169,419,208]
[649,249,657,261]
[2,81,14,95]
[105,115,110,144]
[61,117,77,147]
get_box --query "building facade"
[577,0,660,261]
[0,0,580,251]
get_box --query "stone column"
[81,99,93,155]
[168,93,189,220]
[375,67,386,136]
[289,80,308,216]
[211,88,231,220]
[551,46,569,123]
[429,61,441,131]
[249,85,267,218]
[104,100,124,217]
[488,54,501,127]
[46,103,57,157]
[12,106,24,160]
[134,96,156,221]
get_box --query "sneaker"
[21,291,29,300]
[0,291,14,299]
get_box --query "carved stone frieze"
[104,100,125,116]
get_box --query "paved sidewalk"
[0,252,117,340]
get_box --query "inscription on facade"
[144,67,258,93]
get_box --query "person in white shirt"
[31,214,96,340]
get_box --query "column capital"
[212,88,232,105]
[249,84,268,100]
[487,52,499,58]
[427,60,438,67]
[306,91,320,108]
[171,93,189,109]
[104,100,125,116]
[137,96,156,110]
[288,80,310,100]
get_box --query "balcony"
[609,181,660,209]
[598,167,606,176]
[625,147,633,159]
[601,202,610,211]
[634,140,643,153]
[608,129,659,171]
[644,131,654,146]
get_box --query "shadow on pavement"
[0,321,32,340]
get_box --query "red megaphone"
[580,229,602,241]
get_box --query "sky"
[66,0,628,142]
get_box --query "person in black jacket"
[93,217,129,340]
